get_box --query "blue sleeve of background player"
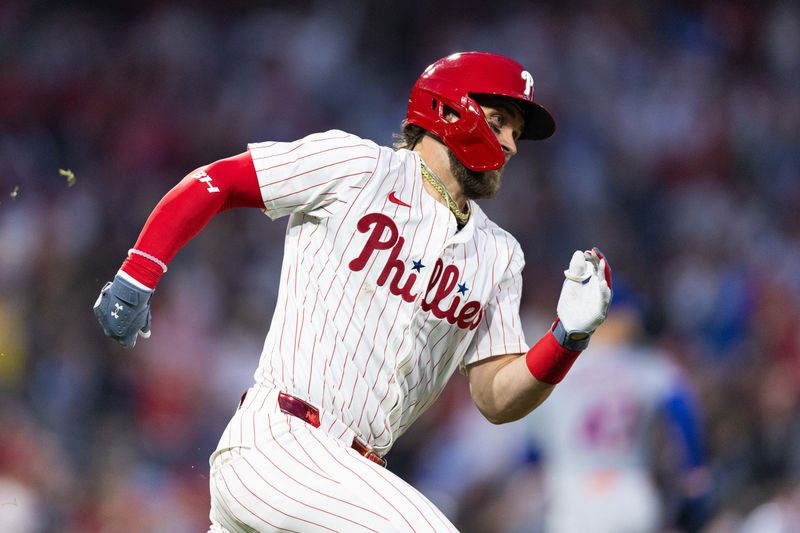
[662,379,706,469]
[662,378,713,531]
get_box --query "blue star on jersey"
[457,283,468,295]
[411,259,425,272]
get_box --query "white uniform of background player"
[93,52,614,532]
[525,297,708,533]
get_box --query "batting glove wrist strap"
[552,319,591,351]
[93,274,153,348]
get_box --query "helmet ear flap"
[406,86,505,171]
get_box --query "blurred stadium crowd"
[1,0,799,531]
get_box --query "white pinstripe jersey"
[248,130,527,455]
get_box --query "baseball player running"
[94,52,612,532]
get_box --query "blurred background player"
[411,281,710,533]
[522,280,711,533]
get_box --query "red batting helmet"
[405,51,555,171]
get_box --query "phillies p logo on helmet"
[521,70,534,100]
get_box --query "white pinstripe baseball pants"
[208,386,458,532]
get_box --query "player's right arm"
[94,130,380,348]
[93,152,263,347]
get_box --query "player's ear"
[443,105,461,123]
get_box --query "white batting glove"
[554,247,613,350]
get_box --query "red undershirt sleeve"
[120,151,263,289]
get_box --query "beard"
[448,150,504,200]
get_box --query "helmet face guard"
[405,52,556,171]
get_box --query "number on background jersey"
[579,396,642,451]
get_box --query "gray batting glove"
[93,274,153,348]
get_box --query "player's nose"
[499,129,517,159]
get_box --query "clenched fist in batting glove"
[553,247,613,350]
[93,274,153,348]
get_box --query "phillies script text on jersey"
[348,212,484,330]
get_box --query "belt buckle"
[351,437,386,468]
[365,450,387,468]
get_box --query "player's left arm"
[467,249,612,423]
[466,352,553,423]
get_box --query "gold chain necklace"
[420,163,470,224]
